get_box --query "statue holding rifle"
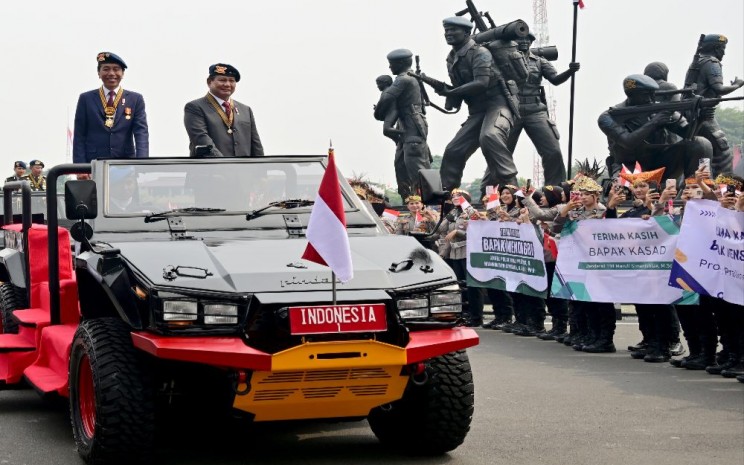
[429,16,521,191]
[374,49,431,199]
[684,33,744,176]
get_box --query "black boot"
[705,353,739,375]
[644,341,671,363]
[583,304,616,353]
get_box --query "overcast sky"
[1,0,742,187]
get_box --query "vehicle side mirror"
[65,180,98,219]
[418,169,450,205]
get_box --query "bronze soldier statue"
[374,49,431,199]
[644,62,682,103]
[598,74,711,183]
[482,33,578,190]
[684,34,744,176]
[437,16,519,191]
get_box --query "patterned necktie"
[107,90,115,107]
[222,101,231,114]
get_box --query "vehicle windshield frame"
[89,156,380,233]
[100,157,354,218]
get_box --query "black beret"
[701,34,728,44]
[14,161,27,169]
[209,63,241,82]
[623,74,659,93]
[97,52,127,69]
[386,49,413,61]
[29,159,44,168]
[443,17,473,30]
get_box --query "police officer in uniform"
[598,74,711,183]
[374,49,431,200]
[5,161,27,183]
[21,160,46,191]
[506,34,578,185]
[684,34,744,176]
[438,16,518,191]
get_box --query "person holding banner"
[553,178,617,353]
[435,189,484,327]
[605,179,683,362]
[520,185,570,341]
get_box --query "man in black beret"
[5,161,27,183]
[184,63,264,157]
[21,160,46,191]
[73,52,149,165]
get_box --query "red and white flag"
[382,208,399,222]
[574,0,585,8]
[415,210,424,224]
[301,147,354,283]
[486,193,501,210]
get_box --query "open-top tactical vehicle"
[0,156,478,464]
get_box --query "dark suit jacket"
[73,89,149,163]
[184,96,264,157]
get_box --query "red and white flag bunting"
[301,147,354,283]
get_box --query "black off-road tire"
[368,350,474,454]
[69,318,155,465]
[0,282,26,334]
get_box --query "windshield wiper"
[246,199,314,221]
[144,207,226,223]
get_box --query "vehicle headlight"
[163,300,198,321]
[397,298,429,319]
[204,304,239,325]
[430,285,463,314]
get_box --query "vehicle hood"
[114,236,455,293]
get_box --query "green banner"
[470,252,546,277]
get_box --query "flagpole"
[332,271,337,305]
[566,0,580,179]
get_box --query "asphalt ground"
[1,319,742,465]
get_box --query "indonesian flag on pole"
[301,146,354,283]
[574,0,585,8]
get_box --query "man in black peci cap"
[184,63,264,158]
[73,52,149,165]
[5,161,27,183]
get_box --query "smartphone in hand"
[665,179,676,190]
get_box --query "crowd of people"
[351,166,744,385]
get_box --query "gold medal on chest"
[105,118,114,128]
[105,107,116,116]
[227,128,233,134]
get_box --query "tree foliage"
[716,106,743,146]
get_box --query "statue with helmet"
[598,74,712,185]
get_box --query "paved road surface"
[1,321,742,465]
